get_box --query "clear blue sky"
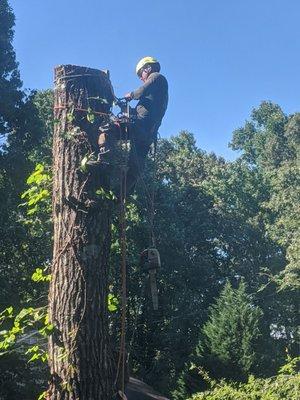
[9,0,300,160]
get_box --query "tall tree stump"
[48,65,115,399]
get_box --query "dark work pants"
[99,121,154,197]
[124,122,153,196]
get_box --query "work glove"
[124,92,133,101]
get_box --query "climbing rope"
[115,122,129,397]
[54,105,111,117]
[127,279,146,364]
[133,136,158,248]
[114,122,159,395]
[149,138,158,248]
[72,91,159,395]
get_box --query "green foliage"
[0,0,23,134]
[31,268,51,283]
[278,355,300,375]
[20,163,51,216]
[108,293,119,312]
[262,162,300,290]
[30,89,54,164]
[0,352,47,400]
[0,305,51,355]
[25,345,48,363]
[0,305,51,397]
[79,152,96,172]
[230,101,288,168]
[189,374,300,400]
[37,391,47,400]
[188,358,300,400]
[173,282,264,399]
[230,101,300,290]
[202,281,263,378]
[96,187,117,201]
[86,107,95,123]
[0,3,51,313]
[66,108,75,123]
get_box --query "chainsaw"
[113,97,136,124]
[140,248,161,311]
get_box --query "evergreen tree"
[201,281,263,379]
[174,282,264,399]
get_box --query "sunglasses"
[138,66,150,78]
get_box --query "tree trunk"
[48,65,115,400]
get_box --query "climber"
[123,56,168,196]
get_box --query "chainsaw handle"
[114,97,130,107]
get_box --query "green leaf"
[28,353,40,362]
[26,345,39,354]
[80,156,89,173]
[96,187,116,201]
[86,108,95,123]
[26,164,44,184]
[31,268,51,282]
[108,293,119,312]
[27,205,38,215]
[66,111,75,123]
[38,391,47,400]
[15,307,34,322]
[79,152,95,173]
[5,306,13,316]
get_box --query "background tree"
[230,102,300,355]
[201,281,263,379]
[0,0,23,136]
[0,1,52,309]
[0,3,54,398]
[173,281,264,399]
[122,132,225,394]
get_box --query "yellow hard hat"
[136,56,159,76]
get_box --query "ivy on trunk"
[48,65,115,400]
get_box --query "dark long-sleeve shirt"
[130,72,168,134]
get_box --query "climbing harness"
[97,97,136,157]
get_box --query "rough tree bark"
[48,65,115,400]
